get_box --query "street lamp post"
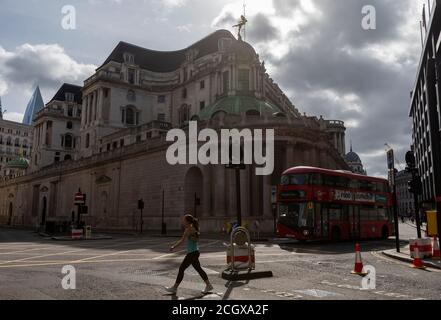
[387,148,400,253]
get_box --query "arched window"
[14,138,20,147]
[122,106,139,126]
[64,134,73,149]
[22,140,28,148]
[126,107,135,125]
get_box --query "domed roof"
[345,151,361,163]
[198,95,284,120]
[227,40,257,61]
[7,157,29,170]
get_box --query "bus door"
[349,206,361,239]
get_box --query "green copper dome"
[198,95,284,120]
[7,157,30,170]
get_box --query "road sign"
[387,150,394,170]
[74,192,86,205]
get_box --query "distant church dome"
[344,142,366,175]
[345,150,361,164]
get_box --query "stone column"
[42,121,47,146]
[81,97,87,127]
[286,143,294,168]
[95,89,102,122]
[214,165,226,217]
[202,166,212,217]
[263,174,272,218]
[240,167,249,218]
[342,133,346,155]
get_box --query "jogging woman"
[165,214,213,294]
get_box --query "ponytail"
[184,214,200,239]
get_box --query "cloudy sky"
[0,0,430,177]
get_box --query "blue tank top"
[187,238,199,253]
[187,230,199,253]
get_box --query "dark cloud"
[240,0,420,176]
[247,13,280,43]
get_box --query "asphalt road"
[0,223,439,300]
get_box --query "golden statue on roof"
[233,15,248,40]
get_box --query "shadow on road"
[278,239,409,255]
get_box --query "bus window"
[350,179,360,189]
[378,206,388,220]
[336,177,350,188]
[278,203,312,228]
[281,174,310,186]
[328,207,341,220]
[360,206,371,221]
[341,205,349,221]
[369,207,379,220]
[360,180,375,191]
[376,182,387,193]
[311,173,322,185]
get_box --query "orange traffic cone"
[351,244,368,276]
[412,247,426,269]
[432,237,440,260]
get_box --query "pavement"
[1,223,440,300]
[381,221,441,270]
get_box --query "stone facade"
[395,170,415,217]
[31,84,82,171]
[0,30,350,231]
[0,116,33,178]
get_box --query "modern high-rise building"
[22,86,45,125]
[409,0,441,212]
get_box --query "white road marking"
[152,240,221,260]
[0,238,162,265]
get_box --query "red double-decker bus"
[277,167,395,242]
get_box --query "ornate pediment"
[40,186,49,193]
[96,175,112,185]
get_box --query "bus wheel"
[381,226,389,240]
[331,227,341,242]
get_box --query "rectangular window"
[200,80,205,89]
[223,71,229,94]
[120,139,125,147]
[199,101,205,111]
[238,69,250,92]
[128,68,135,84]
[182,88,187,99]
[158,95,166,103]
[157,113,165,122]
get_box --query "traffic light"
[408,176,422,195]
[138,199,144,210]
